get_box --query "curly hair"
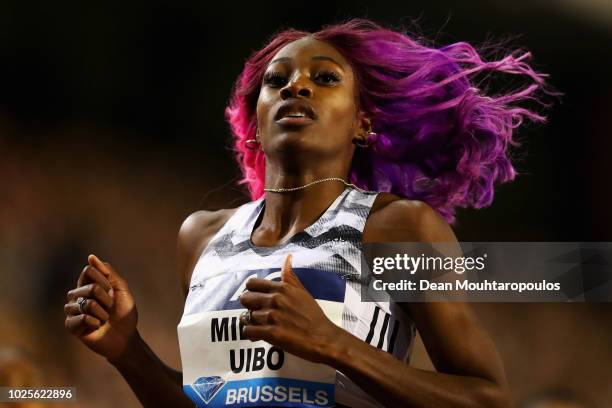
[224,18,558,224]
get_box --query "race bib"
[178,267,346,407]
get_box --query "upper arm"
[364,199,507,388]
[176,210,227,299]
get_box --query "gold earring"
[245,129,262,151]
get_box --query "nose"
[280,73,313,99]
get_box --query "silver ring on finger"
[240,309,252,326]
[77,296,88,314]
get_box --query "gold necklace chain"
[263,177,367,193]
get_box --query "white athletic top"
[178,186,416,408]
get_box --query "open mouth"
[274,101,317,127]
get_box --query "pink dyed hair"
[224,18,558,223]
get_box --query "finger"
[281,253,304,288]
[65,314,101,337]
[64,302,81,316]
[88,254,129,292]
[239,291,272,310]
[66,283,113,309]
[245,278,282,293]
[88,254,112,276]
[64,300,110,322]
[77,265,111,292]
[250,309,285,326]
[243,325,279,344]
[67,283,113,309]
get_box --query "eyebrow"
[267,56,345,71]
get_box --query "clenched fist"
[64,255,138,362]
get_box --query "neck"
[252,172,349,246]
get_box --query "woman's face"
[256,36,367,161]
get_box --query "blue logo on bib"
[192,376,226,404]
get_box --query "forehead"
[269,37,351,71]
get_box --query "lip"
[274,100,318,122]
[275,116,316,127]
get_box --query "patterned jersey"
[179,186,416,408]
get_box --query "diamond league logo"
[191,376,226,404]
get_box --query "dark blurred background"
[1,1,610,407]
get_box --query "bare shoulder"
[177,207,239,297]
[363,192,457,243]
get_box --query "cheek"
[256,90,276,125]
[321,96,357,133]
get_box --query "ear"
[352,110,373,145]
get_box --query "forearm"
[108,330,194,408]
[326,330,509,408]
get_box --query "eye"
[263,71,287,87]
[314,71,341,85]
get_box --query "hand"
[238,254,342,364]
[64,255,139,362]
